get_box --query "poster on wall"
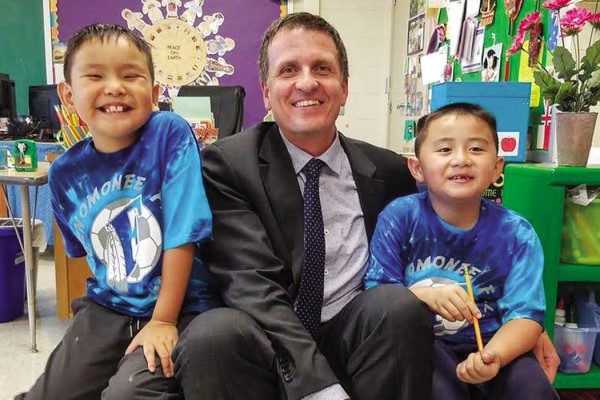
[51,0,284,127]
[409,0,425,18]
[405,55,424,117]
[481,43,502,82]
[407,14,425,56]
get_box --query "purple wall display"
[55,0,282,128]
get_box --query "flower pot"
[555,112,598,166]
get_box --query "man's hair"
[414,102,498,156]
[258,12,349,83]
[63,23,154,83]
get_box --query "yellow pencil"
[464,266,484,353]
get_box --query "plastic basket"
[554,324,600,373]
[576,290,600,366]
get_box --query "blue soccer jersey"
[49,111,221,317]
[365,192,545,344]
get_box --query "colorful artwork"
[480,0,496,26]
[52,0,282,127]
[405,55,424,117]
[409,0,425,18]
[481,43,502,82]
[122,2,235,101]
[407,14,425,56]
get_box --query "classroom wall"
[0,0,46,115]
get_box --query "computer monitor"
[0,73,17,120]
[28,84,61,133]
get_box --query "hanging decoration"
[504,0,523,33]
[123,0,236,103]
[480,0,497,26]
[526,12,543,67]
[427,24,446,54]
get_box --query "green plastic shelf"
[559,263,600,282]
[555,364,600,389]
[503,163,600,389]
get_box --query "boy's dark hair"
[258,12,349,83]
[63,23,154,84]
[414,102,498,156]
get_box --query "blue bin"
[0,219,24,322]
[430,82,531,162]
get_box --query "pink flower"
[518,11,542,35]
[561,7,592,36]
[542,0,571,10]
[589,12,600,30]
[507,32,525,55]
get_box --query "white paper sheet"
[421,50,448,85]
[466,0,481,17]
[446,0,466,57]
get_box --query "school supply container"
[576,290,600,366]
[12,139,37,172]
[554,323,600,373]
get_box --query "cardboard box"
[430,82,531,162]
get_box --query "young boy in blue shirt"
[365,103,558,399]
[19,23,221,399]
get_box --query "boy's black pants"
[17,297,197,400]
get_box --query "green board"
[438,2,550,124]
[0,0,46,115]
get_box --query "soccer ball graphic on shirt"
[90,195,162,293]
[410,277,468,336]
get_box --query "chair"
[177,85,245,139]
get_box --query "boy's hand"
[456,350,501,384]
[533,331,559,383]
[125,319,178,377]
[411,284,481,322]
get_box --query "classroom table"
[0,142,63,246]
[0,162,49,352]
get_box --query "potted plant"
[508,0,600,166]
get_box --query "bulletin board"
[439,0,548,122]
[438,1,547,84]
[50,0,285,128]
[433,0,550,149]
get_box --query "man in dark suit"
[183,12,434,400]
[178,11,559,400]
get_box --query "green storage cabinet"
[503,163,600,389]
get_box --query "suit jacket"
[201,122,417,400]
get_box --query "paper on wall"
[172,96,212,120]
[446,0,466,57]
[428,0,446,8]
[461,22,484,73]
[421,50,447,85]
[517,39,543,107]
[466,0,481,17]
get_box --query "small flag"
[538,100,552,149]
[547,10,559,50]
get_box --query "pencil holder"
[59,125,89,149]
[54,105,89,149]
